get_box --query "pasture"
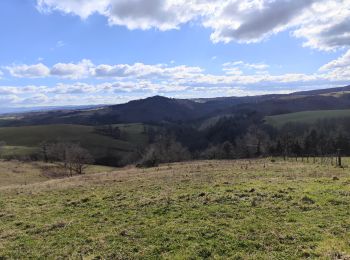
[0,159,349,259]
[265,109,350,128]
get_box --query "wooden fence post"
[337,149,342,167]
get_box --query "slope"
[0,159,349,258]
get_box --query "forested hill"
[1,85,350,127]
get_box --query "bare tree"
[278,132,293,160]
[66,144,93,175]
[47,142,93,175]
[0,141,6,158]
[39,141,49,162]
[200,141,235,160]
[138,137,191,167]
[47,142,69,167]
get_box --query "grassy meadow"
[0,161,116,187]
[265,109,350,128]
[0,123,149,159]
[0,158,350,259]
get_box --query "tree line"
[1,112,350,169]
[136,113,350,166]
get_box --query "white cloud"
[6,60,93,79]
[223,61,269,75]
[35,0,350,51]
[93,62,203,79]
[48,83,98,94]
[5,60,202,80]
[222,66,243,76]
[93,63,164,78]
[293,0,350,51]
[0,87,20,95]
[50,59,93,79]
[320,50,350,71]
[36,0,110,19]
[0,95,21,105]
[2,57,348,91]
[207,0,350,50]
[2,51,350,107]
[37,0,195,30]
[94,64,130,78]
[319,50,350,81]
[23,94,49,104]
[56,41,65,48]
[6,63,50,78]
[207,0,316,43]
[106,0,195,31]
[8,58,345,93]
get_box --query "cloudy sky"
[0,0,349,107]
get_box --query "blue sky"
[0,0,349,107]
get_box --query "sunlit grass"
[0,159,349,259]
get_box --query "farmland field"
[265,109,350,128]
[0,159,349,259]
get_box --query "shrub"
[138,137,190,167]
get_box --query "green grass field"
[265,109,350,128]
[0,159,349,259]
[0,124,149,159]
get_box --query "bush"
[200,141,235,160]
[138,137,191,167]
[137,148,159,168]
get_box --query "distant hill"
[0,105,103,115]
[0,96,229,126]
[291,85,350,96]
[229,92,350,116]
[1,85,350,126]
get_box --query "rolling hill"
[1,85,350,127]
[1,85,350,163]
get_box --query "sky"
[0,0,349,108]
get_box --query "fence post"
[337,149,342,167]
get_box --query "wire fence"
[282,154,348,168]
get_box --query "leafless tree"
[47,142,93,175]
[139,137,191,167]
[200,141,235,160]
[0,141,6,158]
[47,142,69,166]
[39,141,49,162]
[66,144,93,175]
